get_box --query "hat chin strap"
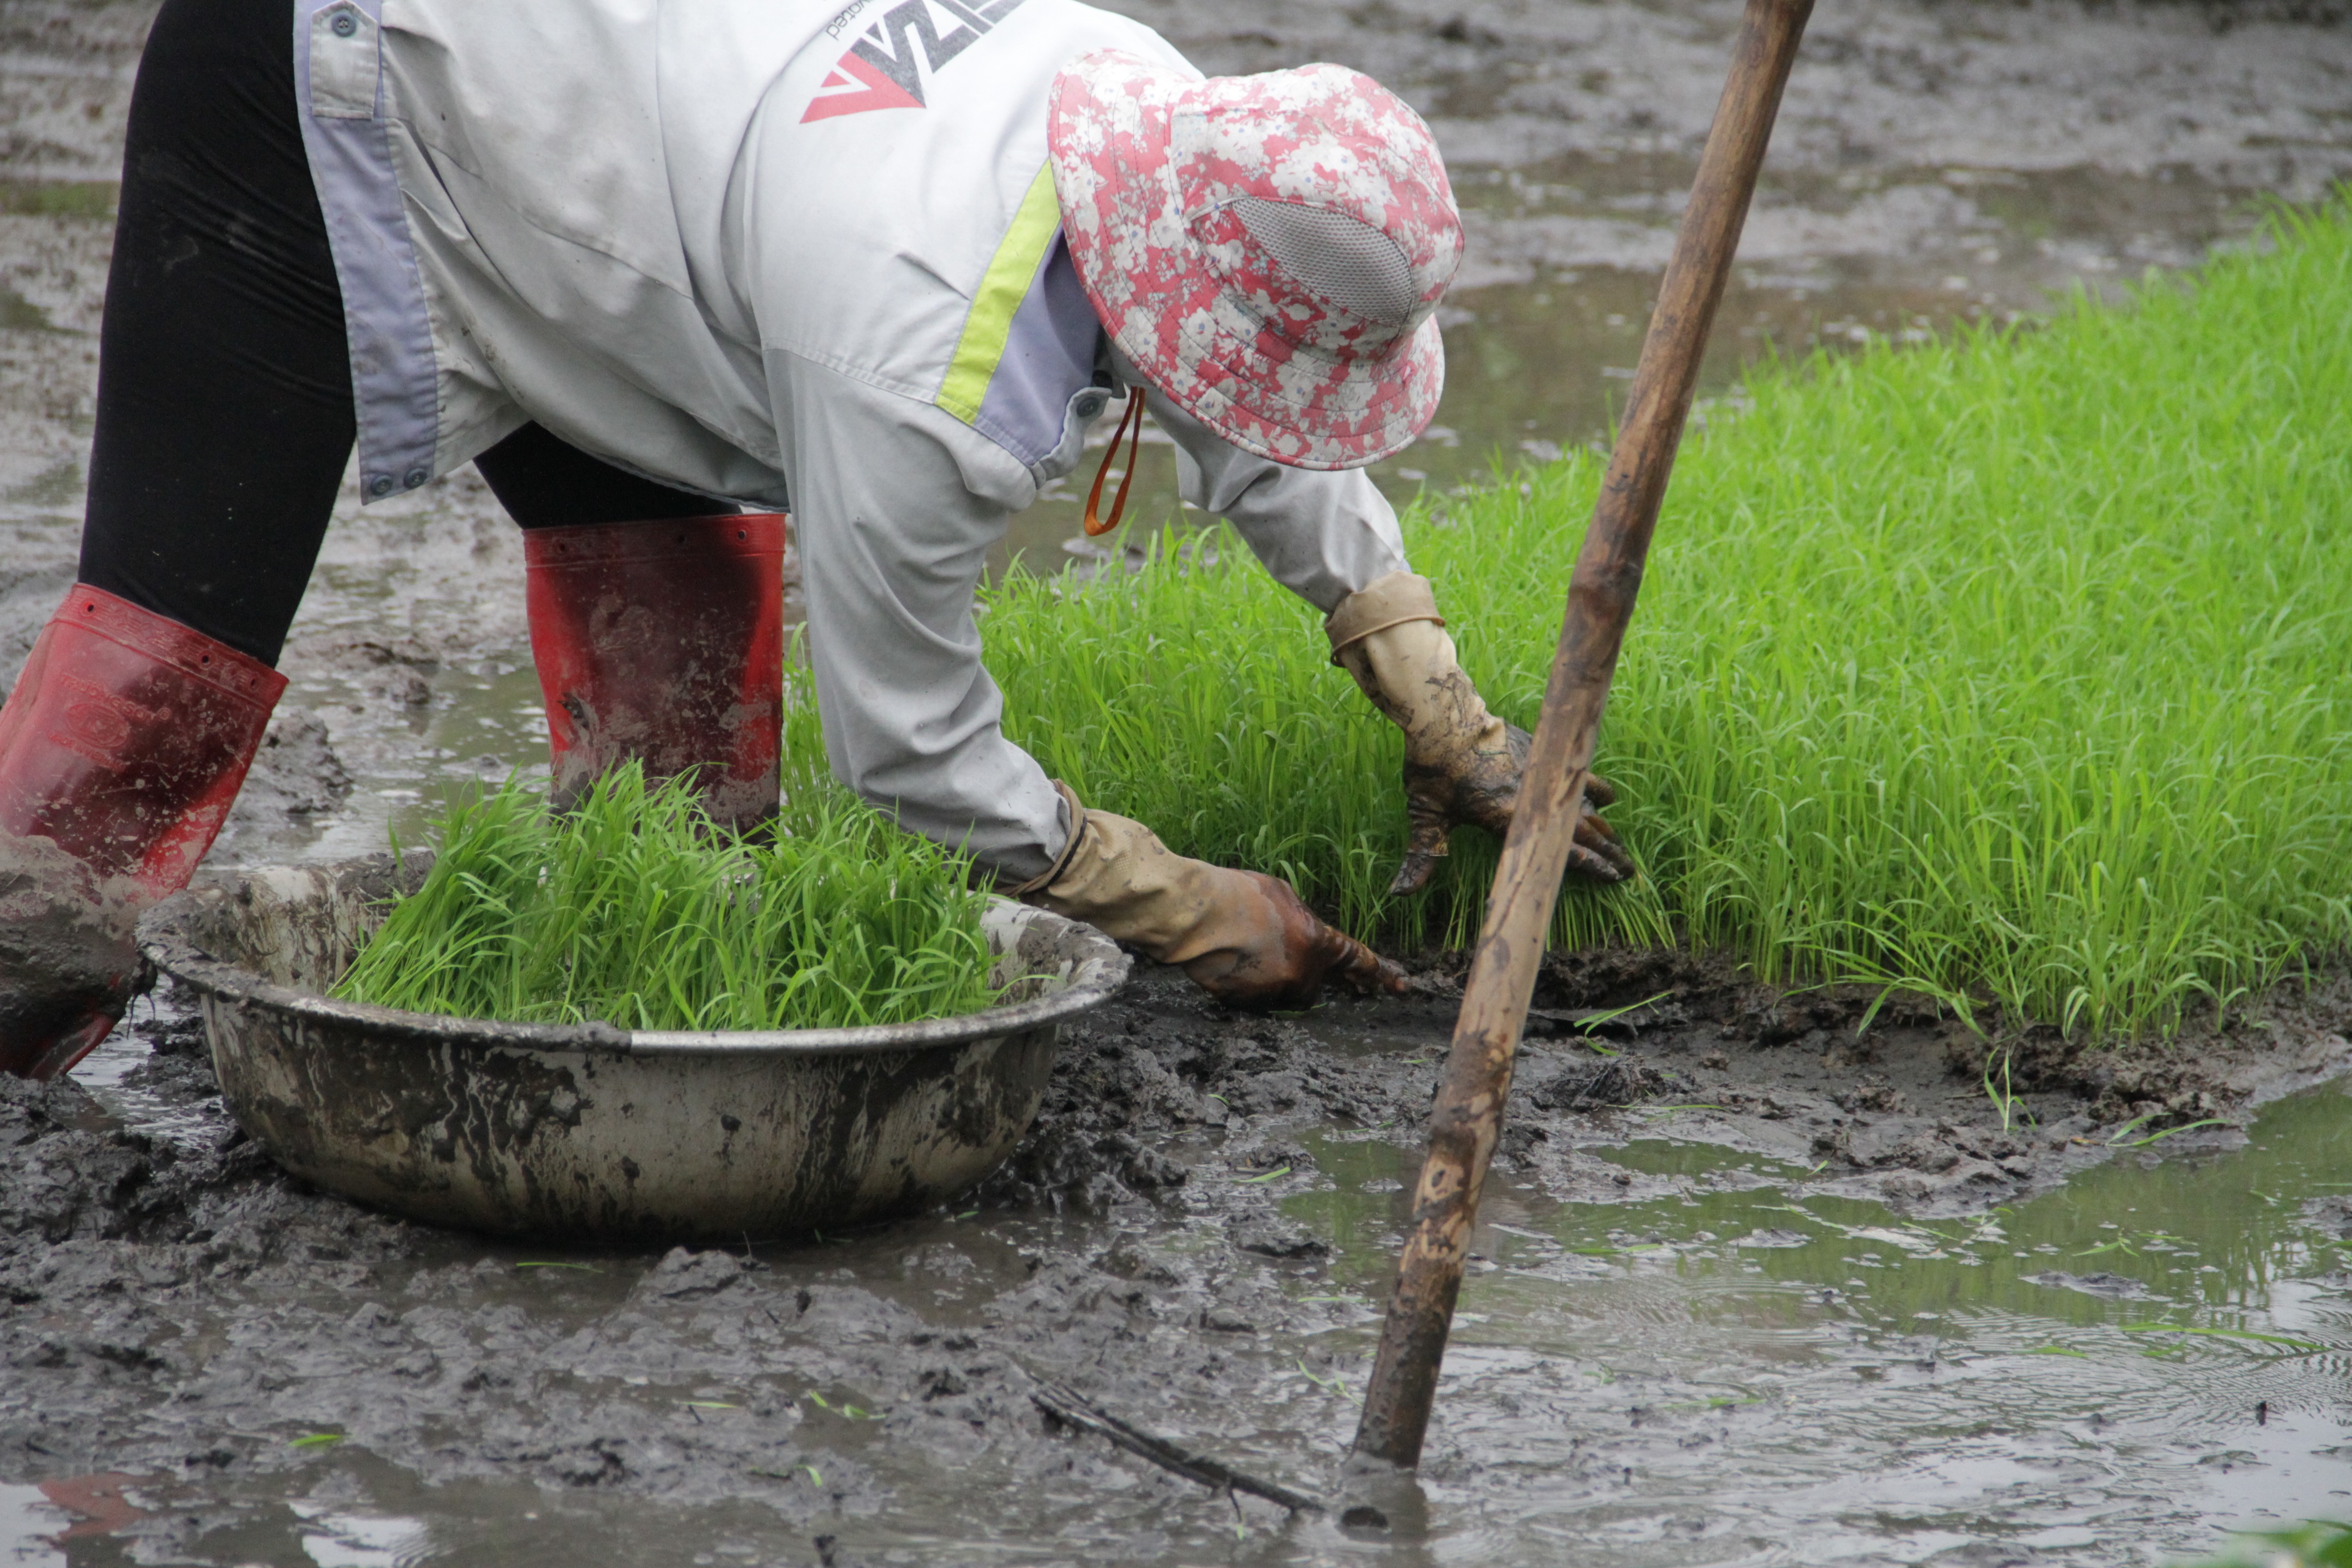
[1082,387,1146,537]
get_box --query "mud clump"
[0,836,137,1047]
[0,1074,170,1245]
[1525,1058,1690,1111]
[642,1245,758,1298]
[232,709,353,819]
[325,636,439,712]
[1943,1011,2283,1134]
[1232,1217,1328,1259]
[0,1064,414,1264]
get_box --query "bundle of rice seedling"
[333,765,1001,1032]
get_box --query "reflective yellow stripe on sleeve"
[936,163,1062,425]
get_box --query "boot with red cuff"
[523,513,787,834]
[0,585,285,1077]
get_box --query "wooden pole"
[1350,0,1815,1471]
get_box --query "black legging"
[78,0,726,666]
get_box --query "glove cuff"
[1004,779,1089,897]
[1325,571,1443,666]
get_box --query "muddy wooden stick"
[1349,0,1814,1472]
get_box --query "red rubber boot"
[0,585,285,1077]
[523,513,787,833]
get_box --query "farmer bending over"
[0,0,1632,1074]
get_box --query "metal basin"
[137,854,1128,1242]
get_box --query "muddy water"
[5,0,2352,1562]
[1292,1103,2352,1560]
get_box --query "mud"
[0,949,2344,1562]
[0,837,132,1046]
[1009,948,2352,1225]
[5,0,2352,1560]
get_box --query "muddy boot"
[0,585,285,1077]
[522,513,787,834]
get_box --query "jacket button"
[330,10,357,35]
[403,466,430,489]
[365,473,394,497]
[1074,394,1105,421]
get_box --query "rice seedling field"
[335,766,1000,1031]
[943,199,2352,1039]
[2192,1521,2352,1566]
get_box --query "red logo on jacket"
[802,0,1028,122]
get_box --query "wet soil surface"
[5,0,2352,1561]
[5,955,2351,1565]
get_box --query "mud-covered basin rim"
[137,871,1131,1059]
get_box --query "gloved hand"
[1328,572,1635,897]
[1016,785,1405,1009]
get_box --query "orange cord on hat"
[1082,388,1145,537]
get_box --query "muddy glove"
[1015,785,1405,1010]
[1328,572,1634,897]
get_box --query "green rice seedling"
[2105,1115,2233,1149]
[900,196,2352,1038]
[2119,1321,2324,1353]
[334,765,1000,1031]
[1572,991,1673,1036]
[1981,1049,2026,1132]
[2184,1520,2352,1568]
[1294,1358,1348,1396]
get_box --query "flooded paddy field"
[4,0,2352,1562]
[7,961,2352,1566]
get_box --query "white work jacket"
[295,0,1412,879]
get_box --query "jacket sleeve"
[1109,348,1412,613]
[770,357,1071,885]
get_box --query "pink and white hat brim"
[1047,51,1451,472]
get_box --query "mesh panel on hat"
[1231,196,1418,328]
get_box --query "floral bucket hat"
[1047,52,1463,471]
